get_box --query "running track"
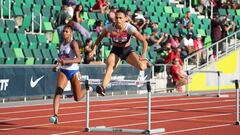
[0,93,240,135]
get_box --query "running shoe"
[96,85,105,96]
[49,115,58,124]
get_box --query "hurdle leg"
[146,81,165,134]
[234,80,240,125]
[147,81,151,131]
[85,80,90,131]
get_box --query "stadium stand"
[0,0,239,66]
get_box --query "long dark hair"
[73,4,84,22]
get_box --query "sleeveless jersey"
[105,23,136,46]
[59,40,79,70]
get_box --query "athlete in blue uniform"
[50,25,86,124]
[90,8,151,96]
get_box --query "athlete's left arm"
[59,40,81,65]
[132,30,148,58]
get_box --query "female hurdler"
[90,8,151,96]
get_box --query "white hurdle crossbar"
[186,70,225,97]
[233,80,240,125]
[84,79,165,134]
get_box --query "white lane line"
[0,104,234,131]
[50,113,233,135]
[0,96,218,115]
[162,124,232,134]
[0,98,234,123]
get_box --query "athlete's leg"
[96,53,120,96]
[102,53,120,88]
[70,72,86,101]
[126,51,149,71]
[53,72,68,116]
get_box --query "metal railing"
[26,12,42,34]
[184,29,240,71]
[0,0,12,20]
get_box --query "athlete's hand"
[139,55,147,61]
[58,59,65,65]
[52,63,61,72]
[89,50,96,58]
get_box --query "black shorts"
[110,46,134,60]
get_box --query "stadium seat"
[22,4,32,16]
[17,33,29,49]
[49,49,58,62]
[32,49,43,64]
[5,20,16,33]
[8,33,19,48]
[22,48,35,64]
[80,12,89,20]
[164,6,173,14]
[48,43,57,49]
[42,6,52,17]
[197,29,206,37]
[2,0,10,17]
[13,4,24,17]
[53,0,62,6]
[32,4,42,16]
[13,48,25,64]
[236,9,240,16]
[0,48,5,64]
[27,34,38,49]
[0,33,10,48]
[3,48,15,64]
[37,34,48,49]
[0,20,4,33]
[204,36,212,48]
[218,8,227,16]
[51,31,60,44]
[20,15,32,31]
[44,0,53,6]
[41,49,54,64]
[42,21,53,31]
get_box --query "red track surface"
[0,93,240,135]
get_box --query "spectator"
[193,34,205,62]
[106,6,117,24]
[180,32,194,57]
[170,58,188,92]
[54,5,72,42]
[163,43,174,64]
[72,4,85,23]
[176,11,193,30]
[54,5,71,28]
[84,38,95,64]
[193,34,204,52]
[168,33,180,49]
[221,14,235,38]
[93,20,104,34]
[148,29,167,47]
[211,14,222,54]
[126,8,133,23]
[68,4,91,38]
[90,0,110,14]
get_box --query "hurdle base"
[217,94,229,98]
[236,121,240,125]
[85,126,165,134]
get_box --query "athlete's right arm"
[90,28,108,57]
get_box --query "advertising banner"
[0,64,151,98]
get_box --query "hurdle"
[233,80,240,125]
[186,70,228,97]
[84,79,165,134]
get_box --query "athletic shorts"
[60,69,79,80]
[110,46,134,60]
